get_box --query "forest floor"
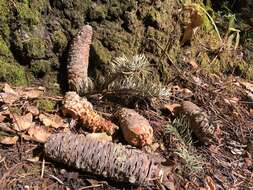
[0,65,252,190]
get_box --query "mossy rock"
[15,1,41,26]
[30,60,51,78]
[0,60,27,86]
[88,4,108,22]
[0,0,10,41]
[37,99,56,112]
[51,30,68,52]
[23,37,47,59]
[0,38,12,58]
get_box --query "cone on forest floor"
[45,133,165,186]
[63,92,118,135]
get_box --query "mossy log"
[45,133,164,186]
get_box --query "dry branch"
[68,25,93,94]
[45,133,164,185]
[63,92,118,135]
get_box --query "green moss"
[0,38,12,57]
[30,60,51,78]
[37,99,56,112]
[15,1,41,26]
[0,0,10,40]
[92,40,112,65]
[89,4,108,21]
[51,31,68,52]
[145,7,162,28]
[0,60,27,86]
[23,37,46,59]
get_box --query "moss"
[37,99,56,112]
[0,60,27,86]
[0,0,10,40]
[15,1,41,26]
[144,7,162,28]
[0,38,12,57]
[91,40,112,66]
[23,37,46,59]
[88,4,108,21]
[51,31,68,52]
[30,60,51,78]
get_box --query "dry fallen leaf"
[162,103,181,114]
[240,81,253,93]
[39,113,67,129]
[188,59,198,69]
[0,84,19,104]
[28,126,51,143]
[0,135,19,145]
[12,113,35,131]
[224,97,240,105]
[204,176,216,190]
[26,105,40,116]
[181,7,203,45]
[20,88,44,99]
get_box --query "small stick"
[47,174,64,185]
[41,158,45,178]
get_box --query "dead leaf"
[0,84,19,104]
[3,83,16,94]
[28,126,51,143]
[86,133,112,142]
[240,81,253,93]
[163,103,181,114]
[39,113,67,129]
[182,88,194,97]
[12,113,35,131]
[204,176,216,190]
[20,89,44,99]
[26,105,40,116]
[224,97,240,105]
[188,59,198,69]
[181,8,203,45]
[0,135,19,145]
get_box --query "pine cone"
[45,133,164,185]
[63,92,118,135]
[68,25,94,94]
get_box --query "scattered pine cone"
[63,92,118,135]
[68,25,94,94]
[115,108,153,147]
[175,101,217,144]
[45,133,164,186]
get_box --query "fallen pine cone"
[45,133,164,186]
[63,92,118,135]
[68,25,94,94]
[175,101,217,144]
[115,108,153,147]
